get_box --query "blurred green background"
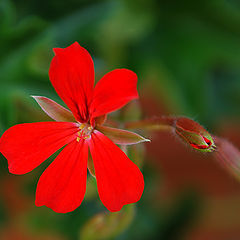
[0,0,240,239]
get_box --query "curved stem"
[213,136,240,181]
[124,116,175,132]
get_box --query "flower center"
[76,123,93,142]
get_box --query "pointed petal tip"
[137,136,151,144]
[53,48,63,55]
[32,96,76,122]
[95,125,148,146]
[31,95,42,100]
[53,42,80,55]
[31,95,49,103]
[72,41,80,46]
[31,95,40,100]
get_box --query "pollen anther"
[76,124,93,142]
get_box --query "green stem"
[124,116,175,132]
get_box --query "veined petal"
[49,42,94,123]
[0,122,79,174]
[88,130,144,212]
[35,140,88,213]
[32,96,75,122]
[96,125,150,145]
[90,69,138,120]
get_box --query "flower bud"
[80,205,135,240]
[175,117,216,152]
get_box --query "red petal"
[88,130,144,212]
[35,140,88,213]
[49,42,94,122]
[90,69,138,119]
[0,122,79,174]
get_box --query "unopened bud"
[175,117,216,152]
[79,205,135,240]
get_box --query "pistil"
[76,124,93,142]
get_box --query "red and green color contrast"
[175,117,216,152]
[0,42,148,213]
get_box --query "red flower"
[0,42,144,213]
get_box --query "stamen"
[76,123,93,142]
[79,124,85,130]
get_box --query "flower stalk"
[125,116,216,153]
[213,137,240,181]
[125,116,175,132]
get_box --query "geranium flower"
[0,42,147,213]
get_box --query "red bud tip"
[175,117,216,152]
